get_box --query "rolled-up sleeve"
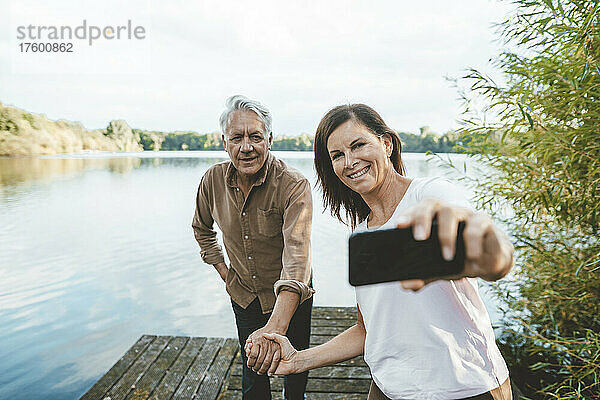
[192,175,225,266]
[274,178,315,303]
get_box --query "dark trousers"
[231,295,313,400]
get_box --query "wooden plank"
[311,307,356,320]
[105,336,171,400]
[171,337,223,399]
[309,366,371,379]
[313,306,358,314]
[227,376,370,393]
[311,319,355,328]
[81,335,155,400]
[232,354,367,368]
[125,336,188,400]
[229,363,370,379]
[311,326,350,335]
[149,337,207,400]
[306,377,371,393]
[306,394,366,400]
[311,335,337,346]
[194,338,239,399]
[222,391,366,400]
[334,356,368,367]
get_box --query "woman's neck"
[363,170,411,228]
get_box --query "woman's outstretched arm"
[258,306,366,376]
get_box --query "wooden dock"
[81,306,368,400]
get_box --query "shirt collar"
[226,152,274,188]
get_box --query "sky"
[0,0,512,136]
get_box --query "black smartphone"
[348,220,466,286]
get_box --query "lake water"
[0,151,501,399]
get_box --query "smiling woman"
[257,103,515,400]
[314,104,405,229]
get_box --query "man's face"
[222,110,272,180]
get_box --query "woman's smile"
[347,165,371,179]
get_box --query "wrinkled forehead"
[226,110,266,136]
[327,120,373,150]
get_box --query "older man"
[192,95,314,400]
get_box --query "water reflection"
[137,156,229,169]
[0,157,141,187]
[0,153,472,188]
[0,155,242,190]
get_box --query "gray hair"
[219,95,272,136]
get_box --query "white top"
[355,177,509,400]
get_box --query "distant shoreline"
[0,150,468,160]
[1,101,464,156]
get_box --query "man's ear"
[221,134,226,146]
[268,132,273,148]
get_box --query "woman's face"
[326,120,393,195]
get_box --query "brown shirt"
[192,152,314,313]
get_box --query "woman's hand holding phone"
[395,198,514,291]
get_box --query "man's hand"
[396,198,514,291]
[213,262,228,282]
[245,326,283,375]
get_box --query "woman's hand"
[244,327,282,375]
[396,198,514,291]
[260,333,300,376]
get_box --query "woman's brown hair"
[314,104,405,228]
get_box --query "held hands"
[245,291,301,376]
[246,333,299,376]
[396,198,514,291]
[244,326,283,376]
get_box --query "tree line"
[136,127,462,153]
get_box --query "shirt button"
[244,235,249,239]
[242,212,246,216]
[248,256,252,260]
[236,188,239,191]
[252,275,257,279]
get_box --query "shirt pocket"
[257,208,282,237]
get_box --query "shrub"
[457,1,600,398]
